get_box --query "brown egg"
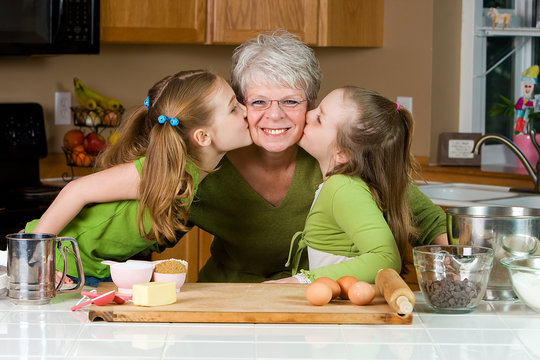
[348,281,376,306]
[314,277,340,299]
[336,276,359,300]
[305,282,333,306]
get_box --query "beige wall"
[0,0,460,162]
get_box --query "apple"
[63,129,84,150]
[84,132,106,155]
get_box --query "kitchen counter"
[1,289,539,359]
[40,154,535,190]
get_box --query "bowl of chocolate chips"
[413,245,494,313]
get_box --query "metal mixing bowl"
[446,206,540,300]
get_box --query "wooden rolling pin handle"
[375,268,415,315]
[396,295,413,315]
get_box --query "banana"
[73,79,97,110]
[73,77,124,112]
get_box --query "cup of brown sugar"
[153,259,188,292]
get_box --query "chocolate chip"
[422,275,481,308]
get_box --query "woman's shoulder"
[323,174,370,194]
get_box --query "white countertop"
[1,289,539,360]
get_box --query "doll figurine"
[514,65,539,135]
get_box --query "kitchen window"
[460,0,540,165]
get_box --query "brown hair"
[328,87,419,267]
[97,70,222,245]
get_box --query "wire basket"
[62,146,96,168]
[71,106,123,129]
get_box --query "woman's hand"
[263,277,298,283]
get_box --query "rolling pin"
[374,268,415,315]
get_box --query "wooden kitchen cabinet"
[208,0,383,46]
[207,0,318,45]
[101,0,383,47]
[101,0,207,44]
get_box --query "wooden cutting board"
[88,282,412,324]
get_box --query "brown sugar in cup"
[153,259,188,292]
[155,259,187,274]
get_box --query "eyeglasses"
[246,97,307,111]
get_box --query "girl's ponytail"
[139,123,193,243]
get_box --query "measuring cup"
[6,233,85,304]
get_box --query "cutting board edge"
[89,309,412,325]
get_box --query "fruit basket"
[62,145,96,168]
[71,106,123,129]
[61,77,125,180]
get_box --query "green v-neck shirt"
[191,148,321,282]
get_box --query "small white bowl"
[153,259,188,292]
[153,272,187,292]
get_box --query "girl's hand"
[55,271,74,286]
[263,276,300,284]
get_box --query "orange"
[71,145,92,167]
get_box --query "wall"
[430,0,463,165]
[0,0,444,160]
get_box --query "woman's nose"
[267,101,285,117]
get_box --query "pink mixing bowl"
[105,261,154,295]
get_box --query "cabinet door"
[101,0,206,44]
[318,0,383,47]
[208,0,318,45]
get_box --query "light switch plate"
[55,92,71,125]
[396,96,413,114]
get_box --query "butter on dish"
[132,281,177,306]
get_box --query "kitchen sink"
[418,183,540,208]
[484,195,540,209]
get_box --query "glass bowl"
[413,245,495,313]
[500,255,540,313]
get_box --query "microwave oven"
[0,0,100,56]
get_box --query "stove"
[0,103,60,249]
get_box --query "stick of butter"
[132,281,177,306]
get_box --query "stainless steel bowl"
[446,206,540,300]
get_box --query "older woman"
[189,31,447,282]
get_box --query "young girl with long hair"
[270,86,417,284]
[26,70,252,285]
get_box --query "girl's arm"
[32,163,140,234]
[307,181,401,283]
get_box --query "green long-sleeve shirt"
[287,174,401,283]
[190,148,446,282]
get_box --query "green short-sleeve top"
[25,158,199,279]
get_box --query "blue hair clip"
[144,96,149,109]
[158,115,179,126]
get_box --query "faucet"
[472,129,540,193]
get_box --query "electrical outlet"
[55,92,71,125]
[396,96,413,114]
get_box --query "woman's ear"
[192,128,212,147]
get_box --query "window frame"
[459,0,536,165]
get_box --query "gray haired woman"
[189,30,448,283]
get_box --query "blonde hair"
[328,87,419,268]
[97,70,222,245]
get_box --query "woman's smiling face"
[244,83,308,153]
